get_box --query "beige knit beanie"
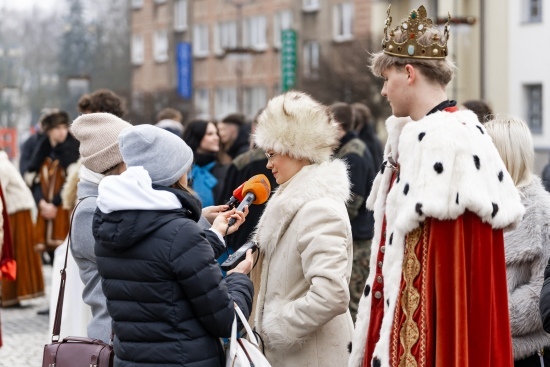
[71,113,132,174]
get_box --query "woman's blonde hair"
[484,116,534,188]
[370,27,456,86]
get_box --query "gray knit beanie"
[118,124,194,186]
[71,112,132,173]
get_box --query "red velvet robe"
[364,212,513,367]
[0,182,16,348]
[362,106,514,367]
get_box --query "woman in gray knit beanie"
[93,124,254,367]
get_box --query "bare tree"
[300,38,391,123]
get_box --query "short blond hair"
[484,116,534,188]
[370,28,456,86]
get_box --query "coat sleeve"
[508,247,546,336]
[540,258,550,333]
[70,200,97,263]
[170,221,253,338]
[342,153,369,220]
[262,201,351,350]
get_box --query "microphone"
[227,174,271,227]
[224,182,245,209]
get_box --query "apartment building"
[130,0,373,122]
[130,0,191,122]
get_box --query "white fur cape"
[348,109,525,367]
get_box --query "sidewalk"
[0,264,52,366]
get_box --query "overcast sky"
[0,0,62,12]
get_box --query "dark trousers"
[515,349,550,367]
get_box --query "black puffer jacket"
[94,186,253,367]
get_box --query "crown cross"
[382,5,451,60]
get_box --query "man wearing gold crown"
[349,5,525,367]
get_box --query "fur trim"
[350,110,525,367]
[253,159,350,260]
[505,177,550,359]
[0,151,36,214]
[261,297,312,351]
[61,160,82,210]
[253,91,339,164]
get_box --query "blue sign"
[177,42,192,100]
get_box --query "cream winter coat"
[253,159,354,367]
[506,177,550,359]
[0,151,36,214]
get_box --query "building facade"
[129,0,374,122]
[508,0,548,170]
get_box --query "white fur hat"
[253,91,339,163]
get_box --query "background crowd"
[1,63,550,367]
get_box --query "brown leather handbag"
[42,198,114,367]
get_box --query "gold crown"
[382,5,450,60]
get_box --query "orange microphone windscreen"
[242,174,271,205]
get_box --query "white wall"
[508,0,550,152]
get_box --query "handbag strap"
[229,302,260,359]
[51,196,94,342]
[234,303,259,346]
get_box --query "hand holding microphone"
[211,206,249,236]
[227,174,271,227]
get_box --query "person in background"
[183,119,228,208]
[485,117,550,367]
[540,156,550,193]
[24,110,79,263]
[94,124,253,367]
[352,102,384,170]
[77,89,126,118]
[218,113,250,162]
[349,6,524,367]
[251,91,353,366]
[0,148,44,307]
[330,102,376,321]
[68,112,132,342]
[19,120,43,176]
[155,107,184,137]
[44,88,129,323]
[462,99,494,124]
[219,109,277,253]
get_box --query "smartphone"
[220,241,258,271]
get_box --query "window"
[215,21,237,55]
[215,87,238,119]
[243,87,267,118]
[131,0,144,9]
[174,0,188,32]
[525,84,543,134]
[131,34,144,65]
[303,41,320,79]
[153,29,169,63]
[274,10,293,48]
[243,16,267,50]
[524,0,542,22]
[194,89,210,119]
[333,3,354,42]
[303,0,320,12]
[193,24,209,57]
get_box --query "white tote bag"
[225,304,271,367]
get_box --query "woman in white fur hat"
[251,91,354,366]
